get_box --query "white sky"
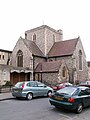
[0,0,90,61]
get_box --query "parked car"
[79,81,90,87]
[12,81,53,100]
[51,82,72,91]
[49,86,90,113]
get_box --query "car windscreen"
[57,87,77,95]
[56,83,63,87]
[80,82,87,85]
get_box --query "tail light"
[68,97,75,103]
[21,83,25,89]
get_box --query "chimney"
[57,29,63,41]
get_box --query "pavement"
[0,92,14,101]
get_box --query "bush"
[4,81,12,86]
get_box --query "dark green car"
[49,86,90,113]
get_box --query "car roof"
[80,81,90,83]
[77,86,89,90]
[66,85,89,89]
[16,81,41,84]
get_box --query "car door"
[37,82,48,96]
[79,89,90,107]
[26,82,39,97]
[86,88,90,106]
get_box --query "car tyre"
[55,106,59,109]
[76,103,83,114]
[26,93,33,100]
[47,91,52,97]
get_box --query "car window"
[26,82,31,87]
[26,82,38,87]
[80,81,90,85]
[15,82,24,87]
[31,82,38,87]
[79,89,89,96]
[86,89,90,95]
[80,82,86,85]
[72,88,80,96]
[56,84,63,87]
[87,81,90,85]
[37,82,45,87]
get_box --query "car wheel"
[26,93,33,100]
[55,106,59,109]
[76,103,83,114]
[47,91,52,97]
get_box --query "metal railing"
[0,86,12,93]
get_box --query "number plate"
[55,96,63,100]
[14,90,18,92]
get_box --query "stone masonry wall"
[73,39,88,82]
[45,27,62,55]
[25,27,45,55]
[34,56,46,69]
[42,72,59,85]
[11,38,32,69]
[0,51,11,65]
[25,25,62,56]
[48,39,89,83]
[0,66,10,85]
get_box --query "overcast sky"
[0,0,90,61]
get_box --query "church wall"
[73,39,89,82]
[10,26,88,85]
[25,27,46,55]
[88,67,90,80]
[0,65,10,85]
[25,25,63,56]
[42,72,59,85]
[11,39,32,69]
[33,56,46,69]
[0,51,11,65]
[45,27,62,55]
[48,39,89,83]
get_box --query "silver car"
[12,81,53,100]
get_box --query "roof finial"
[78,35,80,39]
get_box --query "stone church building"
[10,25,88,85]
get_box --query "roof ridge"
[48,37,79,57]
[55,37,79,43]
[22,38,45,57]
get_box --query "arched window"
[62,66,66,77]
[79,50,83,70]
[33,34,36,41]
[17,50,23,67]
[25,33,27,39]
[3,55,4,59]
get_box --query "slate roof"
[35,60,62,72]
[25,25,62,35]
[48,38,79,57]
[0,64,32,73]
[22,38,45,57]
[0,49,12,53]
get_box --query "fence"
[0,86,12,93]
